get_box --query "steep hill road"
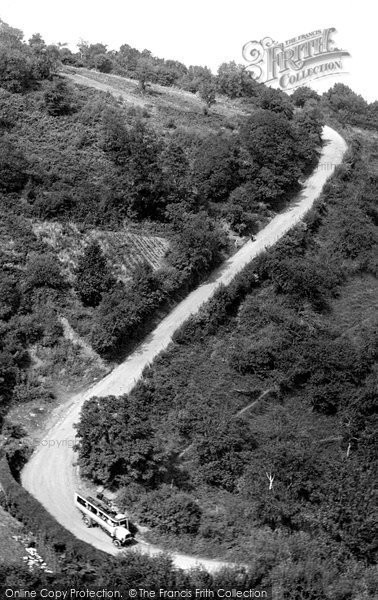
[21,119,347,573]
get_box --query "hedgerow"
[0,456,107,565]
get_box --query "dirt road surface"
[21,125,347,573]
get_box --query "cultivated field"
[32,221,170,282]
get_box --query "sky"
[1,0,376,101]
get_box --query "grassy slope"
[0,506,25,564]
[63,66,247,134]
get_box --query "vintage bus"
[74,492,133,547]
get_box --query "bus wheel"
[112,539,122,548]
[83,516,92,528]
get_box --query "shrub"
[269,255,341,310]
[0,135,28,193]
[135,485,202,535]
[24,253,65,291]
[44,79,76,116]
[192,419,258,492]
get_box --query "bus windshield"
[117,519,128,528]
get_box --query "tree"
[115,43,140,76]
[121,120,164,219]
[78,41,108,69]
[240,109,303,206]
[75,394,167,486]
[223,201,260,235]
[75,241,115,307]
[191,134,241,202]
[0,21,34,93]
[101,112,165,219]
[291,86,320,107]
[198,80,216,113]
[94,53,113,73]
[241,110,297,168]
[168,211,227,285]
[217,61,245,98]
[28,33,59,78]
[59,47,76,65]
[0,20,24,48]
[0,22,54,91]
[292,103,323,162]
[135,57,154,93]
[257,86,294,119]
[180,65,213,93]
[90,262,163,357]
[216,62,259,98]
[44,79,75,116]
[324,83,368,125]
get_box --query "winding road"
[21,123,347,573]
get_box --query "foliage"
[94,53,113,73]
[75,241,115,307]
[239,109,305,207]
[0,456,107,563]
[168,210,228,287]
[74,138,377,577]
[101,110,165,219]
[190,134,242,203]
[192,418,258,491]
[90,262,163,357]
[291,86,320,107]
[75,394,168,486]
[324,83,368,125]
[268,255,341,309]
[257,86,294,119]
[0,18,376,594]
[0,21,56,93]
[23,253,66,291]
[135,485,202,534]
[216,62,259,98]
[198,80,216,112]
[44,79,76,116]
[0,134,29,193]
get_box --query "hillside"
[21,126,347,571]
[73,128,377,596]
[0,18,377,598]
[63,67,247,134]
[0,19,324,440]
